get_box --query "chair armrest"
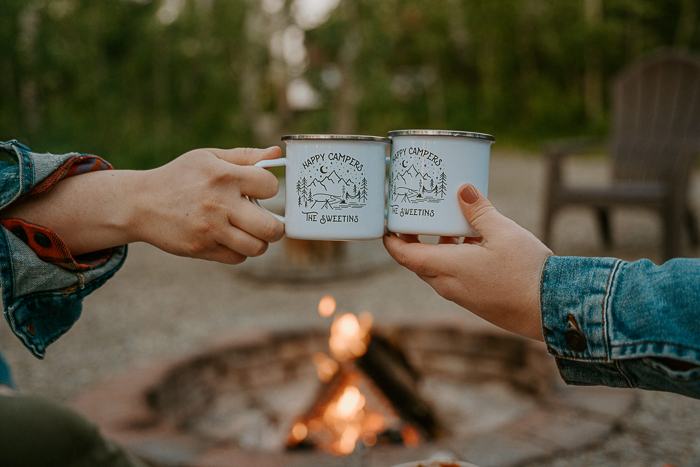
[543,137,608,195]
[543,136,608,162]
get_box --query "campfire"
[138,294,564,467]
[287,296,440,455]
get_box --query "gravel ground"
[1,150,699,466]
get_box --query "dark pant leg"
[0,395,147,467]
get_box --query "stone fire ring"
[72,320,637,467]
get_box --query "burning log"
[356,332,441,440]
[289,326,441,455]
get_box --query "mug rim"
[389,460,479,467]
[387,129,495,142]
[282,134,390,143]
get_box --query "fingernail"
[460,184,479,204]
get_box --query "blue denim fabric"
[0,352,13,388]
[541,255,700,398]
[0,141,127,359]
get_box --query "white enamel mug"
[253,134,390,241]
[386,129,495,237]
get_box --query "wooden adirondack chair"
[543,49,700,261]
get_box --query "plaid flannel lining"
[1,155,114,272]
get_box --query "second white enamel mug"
[387,130,495,237]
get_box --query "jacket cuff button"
[27,323,36,336]
[565,329,587,352]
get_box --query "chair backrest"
[611,49,700,182]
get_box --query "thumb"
[208,146,282,166]
[457,184,507,239]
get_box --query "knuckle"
[210,169,234,186]
[263,170,280,194]
[249,241,269,257]
[260,217,284,241]
[470,204,496,226]
[193,216,215,235]
[201,195,223,214]
[228,253,246,265]
[188,239,209,255]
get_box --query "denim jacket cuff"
[540,255,622,363]
[0,140,128,358]
[540,255,700,397]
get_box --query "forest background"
[1,0,699,170]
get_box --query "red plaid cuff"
[27,154,113,197]
[1,218,111,271]
[2,154,114,272]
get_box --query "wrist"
[118,169,151,246]
[510,252,550,342]
[41,169,144,254]
[57,169,144,254]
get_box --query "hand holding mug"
[387,130,494,236]
[1,146,285,264]
[134,147,286,263]
[383,184,552,341]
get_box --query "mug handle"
[249,158,287,223]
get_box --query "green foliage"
[304,0,700,142]
[1,0,699,169]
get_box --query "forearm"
[1,146,284,263]
[0,141,283,358]
[0,170,144,256]
[541,256,700,398]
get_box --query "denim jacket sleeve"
[0,141,127,359]
[540,255,700,399]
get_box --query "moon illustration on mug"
[390,148,446,205]
[297,159,369,211]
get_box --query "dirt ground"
[1,150,699,466]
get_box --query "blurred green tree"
[0,0,698,168]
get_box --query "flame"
[291,422,308,441]
[318,296,336,317]
[316,380,385,455]
[307,418,324,434]
[312,352,339,382]
[293,304,389,456]
[338,426,359,454]
[362,432,377,447]
[329,313,372,362]
[335,386,365,419]
[401,425,420,448]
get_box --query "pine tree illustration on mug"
[297,169,367,210]
[391,155,446,205]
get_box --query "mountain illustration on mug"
[390,160,446,205]
[296,168,369,210]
